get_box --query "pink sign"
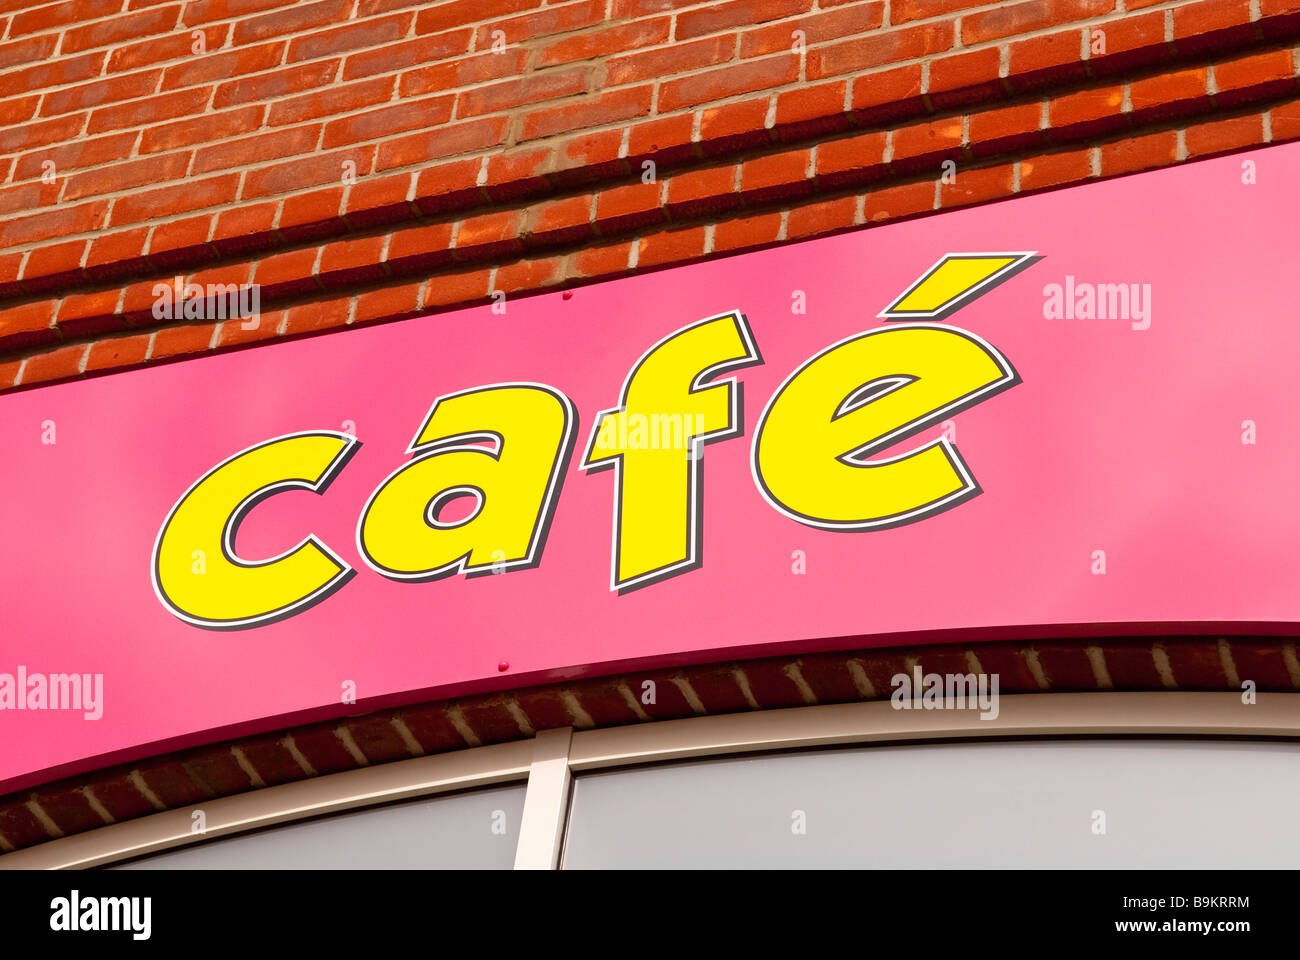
[2,143,1298,793]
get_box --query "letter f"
[582,311,761,593]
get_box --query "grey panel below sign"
[113,783,526,870]
[562,739,1300,869]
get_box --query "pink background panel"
[1,142,1298,792]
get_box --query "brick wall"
[2,0,1300,390]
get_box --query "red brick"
[1019,146,1094,191]
[1270,100,1300,141]
[809,22,953,79]
[523,194,594,246]
[286,12,413,62]
[1048,85,1128,139]
[456,697,527,745]
[519,85,654,140]
[567,240,635,278]
[106,23,232,73]
[1172,0,1255,54]
[0,800,54,849]
[455,71,587,120]
[424,266,494,308]
[61,5,183,55]
[605,34,734,86]
[138,105,265,154]
[15,344,88,386]
[773,81,850,138]
[413,0,536,34]
[110,175,239,227]
[928,47,1004,109]
[741,3,886,58]
[22,240,88,282]
[665,164,740,218]
[39,70,163,119]
[891,116,965,170]
[937,162,1017,208]
[160,39,287,89]
[5,51,106,94]
[553,129,626,181]
[617,670,699,721]
[1087,10,1170,75]
[847,63,925,124]
[242,148,376,199]
[636,224,709,268]
[0,201,111,247]
[213,60,341,110]
[494,255,564,292]
[0,300,59,351]
[181,746,254,797]
[864,179,935,222]
[414,156,489,210]
[677,0,811,40]
[344,714,415,764]
[564,680,643,726]
[280,724,359,776]
[268,76,395,126]
[1129,67,1211,121]
[963,0,1115,45]
[1102,128,1185,174]
[1184,113,1266,157]
[232,0,350,43]
[893,0,988,22]
[376,117,508,171]
[455,209,526,258]
[536,18,671,67]
[85,334,152,372]
[281,297,353,335]
[967,101,1045,157]
[86,86,212,135]
[354,281,425,324]
[471,0,606,46]
[1212,49,1299,107]
[151,322,219,359]
[740,660,809,709]
[85,228,152,279]
[1006,30,1089,90]
[1159,639,1232,688]
[228,735,308,787]
[399,49,527,97]
[386,222,457,267]
[626,113,697,165]
[594,180,665,233]
[318,235,388,287]
[698,97,772,154]
[785,194,858,238]
[659,54,800,111]
[62,153,191,202]
[968,643,1042,693]
[343,30,474,80]
[323,97,455,148]
[396,704,469,753]
[740,146,813,201]
[815,129,888,188]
